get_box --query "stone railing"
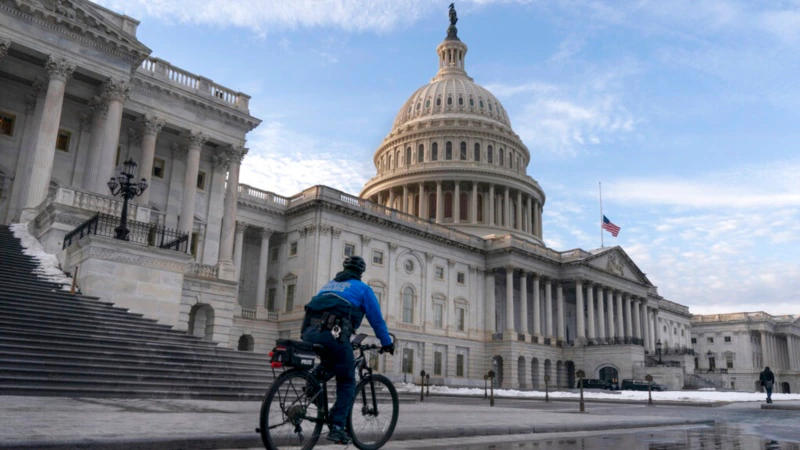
[485,234,561,261]
[137,57,251,112]
[186,262,218,279]
[658,298,690,315]
[237,184,292,210]
[240,308,257,320]
[39,185,164,225]
[692,312,772,324]
[363,161,538,187]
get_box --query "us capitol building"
[0,0,797,393]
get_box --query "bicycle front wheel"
[259,370,324,450]
[347,374,399,450]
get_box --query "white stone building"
[691,312,800,393]
[1,0,695,390]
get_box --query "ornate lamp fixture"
[107,158,148,240]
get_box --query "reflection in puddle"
[423,424,800,450]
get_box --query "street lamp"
[656,339,663,365]
[107,158,147,241]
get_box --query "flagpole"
[599,182,604,248]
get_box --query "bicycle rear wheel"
[259,370,324,450]
[347,374,399,450]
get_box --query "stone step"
[0,374,270,392]
[0,286,142,313]
[0,384,266,400]
[0,281,102,301]
[0,302,169,329]
[0,298,153,323]
[0,367,273,386]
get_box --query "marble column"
[586,282,595,339]
[137,115,164,205]
[653,309,661,347]
[471,182,478,224]
[545,278,553,338]
[20,56,75,221]
[616,291,625,339]
[516,191,523,230]
[532,274,541,336]
[6,80,45,223]
[233,221,248,277]
[87,78,130,194]
[644,307,652,351]
[538,203,544,237]
[596,285,606,339]
[632,298,641,339]
[178,131,207,236]
[418,182,425,219]
[526,196,532,233]
[519,271,528,334]
[454,182,460,223]
[217,147,246,280]
[504,187,510,227]
[556,282,565,341]
[488,184,495,226]
[505,266,515,334]
[388,189,395,210]
[485,269,496,333]
[624,294,633,340]
[255,228,273,308]
[789,336,797,371]
[576,279,585,341]
[435,180,443,223]
[606,288,615,340]
[402,184,409,214]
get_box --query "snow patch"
[10,223,73,287]
[395,383,800,403]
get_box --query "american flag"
[602,215,621,237]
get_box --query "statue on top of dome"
[449,3,458,26]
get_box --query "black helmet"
[343,256,366,275]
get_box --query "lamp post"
[706,349,714,372]
[656,339,663,365]
[107,158,147,241]
[403,352,409,383]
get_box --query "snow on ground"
[10,223,73,289]
[395,383,800,403]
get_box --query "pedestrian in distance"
[759,366,775,404]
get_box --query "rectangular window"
[724,336,731,343]
[289,241,298,256]
[434,351,442,376]
[267,288,276,311]
[402,348,413,374]
[285,284,295,312]
[707,337,714,344]
[55,130,71,152]
[152,157,166,179]
[456,307,465,332]
[457,272,465,284]
[681,329,685,337]
[726,355,734,369]
[456,354,465,377]
[0,112,15,137]
[270,247,279,262]
[372,250,384,266]
[196,170,207,191]
[691,338,697,344]
[434,303,443,329]
[190,232,199,256]
[435,266,444,280]
[344,242,356,257]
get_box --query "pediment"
[14,0,151,61]
[584,247,651,285]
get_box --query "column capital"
[531,272,540,281]
[504,264,516,273]
[79,113,92,132]
[141,114,165,136]
[235,221,248,233]
[361,234,372,245]
[102,78,130,102]
[388,242,398,252]
[260,228,274,240]
[127,127,143,147]
[0,39,10,59]
[44,55,76,81]
[425,252,435,263]
[187,130,208,149]
[88,94,109,119]
[448,259,456,268]
[171,142,187,160]
[227,145,248,163]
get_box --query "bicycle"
[258,332,399,450]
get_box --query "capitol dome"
[360,13,546,243]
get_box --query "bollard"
[646,374,653,406]
[420,370,426,402]
[576,370,586,413]
[488,370,496,407]
[426,374,430,397]
[544,375,550,402]
[484,375,488,398]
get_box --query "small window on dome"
[479,100,484,109]
[488,103,493,112]
[407,105,412,114]
[425,99,431,109]
[447,96,453,106]
[436,97,442,107]
[460,142,467,160]
[474,143,481,161]
[469,98,474,107]
[487,145,493,164]
[416,102,421,111]
[445,142,453,160]
[432,142,439,161]
[458,96,464,106]
[499,149,504,166]
[418,144,424,163]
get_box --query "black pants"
[302,326,354,428]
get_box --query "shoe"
[327,425,351,445]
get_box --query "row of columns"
[376,182,543,237]
[761,331,800,372]
[489,268,663,350]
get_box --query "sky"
[94,0,800,316]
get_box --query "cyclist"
[301,255,395,445]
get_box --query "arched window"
[474,143,481,161]
[479,100,484,109]
[389,155,393,169]
[508,151,513,168]
[432,142,439,161]
[405,147,412,166]
[436,97,442,107]
[446,142,453,160]
[458,96,464,106]
[418,144,424,163]
[447,96,453,106]
[459,192,469,221]
[469,97,474,107]
[460,142,467,160]
[477,193,484,222]
[499,150,504,166]
[487,145,493,164]
[425,99,430,109]
[428,192,437,219]
[402,287,414,323]
[444,191,453,219]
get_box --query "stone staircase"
[0,225,275,399]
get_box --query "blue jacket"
[312,277,392,347]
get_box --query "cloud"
[238,121,374,197]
